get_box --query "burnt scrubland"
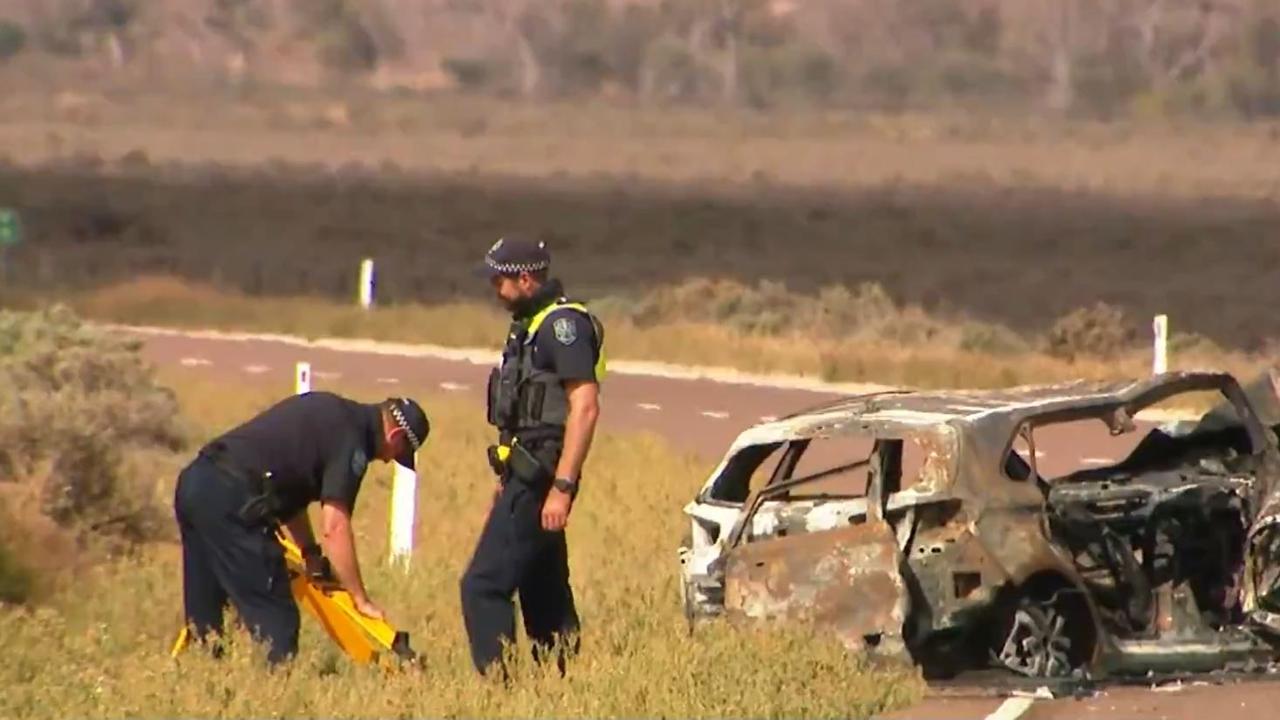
[1,154,1277,347]
[0,149,1277,374]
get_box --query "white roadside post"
[295,361,312,394]
[358,258,375,310]
[389,461,416,570]
[1152,314,1169,375]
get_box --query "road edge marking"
[983,697,1036,720]
[106,322,1207,420]
[100,322,891,394]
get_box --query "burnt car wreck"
[678,370,1280,680]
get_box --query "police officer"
[173,391,429,664]
[460,235,605,677]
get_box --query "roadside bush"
[611,277,1006,352]
[0,19,26,61]
[640,35,716,101]
[0,541,33,605]
[1045,302,1137,361]
[0,305,186,545]
[958,321,1030,356]
[315,20,378,74]
[443,57,499,92]
[741,42,840,107]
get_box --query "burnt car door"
[719,437,911,654]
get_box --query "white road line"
[376,377,400,384]
[179,357,212,367]
[759,415,778,422]
[439,382,470,392]
[104,323,899,396]
[105,325,1213,423]
[983,696,1036,720]
[314,371,342,380]
[701,411,730,420]
[1082,457,1115,465]
[637,403,662,411]
[243,364,269,374]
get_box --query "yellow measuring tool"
[169,532,419,668]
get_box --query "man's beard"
[500,294,524,314]
[501,289,537,315]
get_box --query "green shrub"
[315,21,378,74]
[1045,302,1137,361]
[0,305,186,544]
[0,19,26,61]
[742,42,840,107]
[443,57,499,91]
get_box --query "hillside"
[0,1,1277,119]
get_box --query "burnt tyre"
[992,590,1095,678]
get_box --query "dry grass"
[63,276,1276,391]
[0,371,924,718]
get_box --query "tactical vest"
[486,299,606,445]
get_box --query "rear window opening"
[1001,384,1261,487]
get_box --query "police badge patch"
[553,316,577,345]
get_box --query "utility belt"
[198,442,286,528]
[485,429,562,487]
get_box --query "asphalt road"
[119,325,1280,720]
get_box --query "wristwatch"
[552,477,578,498]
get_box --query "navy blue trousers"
[460,477,581,676]
[173,455,299,664]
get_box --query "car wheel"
[994,597,1075,678]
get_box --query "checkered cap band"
[484,255,549,275]
[389,402,422,449]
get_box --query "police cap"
[384,397,429,470]
[474,235,550,279]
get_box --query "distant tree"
[0,19,27,62]
[481,0,546,98]
[32,0,140,68]
[292,0,379,75]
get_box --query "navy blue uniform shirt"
[207,391,380,518]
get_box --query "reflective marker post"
[389,462,416,570]
[1152,314,1169,375]
[295,361,312,394]
[358,258,375,310]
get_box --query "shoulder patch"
[350,447,369,478]
[553,316,578,346]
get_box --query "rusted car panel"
[724,520,909,655]
[677,370,1280,680]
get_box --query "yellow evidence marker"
[169,532,419,669]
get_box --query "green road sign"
[0,209,21,247]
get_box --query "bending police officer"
[173,392,429,664]
[460,236,605,677]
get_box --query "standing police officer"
[460,236,605,677]
[173,391,429,664]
